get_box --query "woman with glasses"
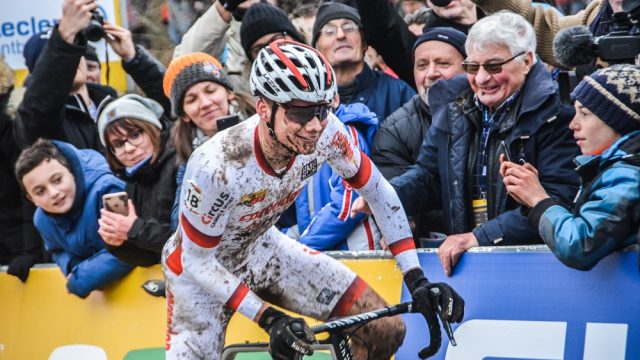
[96,94,178,267]
[163,52,255,229]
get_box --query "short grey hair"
[465,11,536,60]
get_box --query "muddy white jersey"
[165,113,419,322]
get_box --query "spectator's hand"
[350,197,372,218]
[103,22,136,61]
[437,232,478,277]
[7,255,37,282]
[59,0,98,44]
[502,162,549,207]
[98,199,138,246]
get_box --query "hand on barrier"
[258,307,315,360]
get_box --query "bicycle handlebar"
[307,294,453,359]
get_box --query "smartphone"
[216,114,241,132]
[102,192,129,216]
[499,140,512,162]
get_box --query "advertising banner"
[0,0,129,91]
[0,248,638,359]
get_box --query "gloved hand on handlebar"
[258,306,316,360]
[404,268,465,323]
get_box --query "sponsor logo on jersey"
[240,190,267,206]
[316,288,337,305]
[300,159,318,181]
[239,189,302,222]
[331,132,353,161]
[201,192,232,225]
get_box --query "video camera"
[553,0,640,67]
[591,1,640,65]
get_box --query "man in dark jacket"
[353,13,580,276]
[312,2,416,123]
[372,27,466,180]
[15,0,169,151]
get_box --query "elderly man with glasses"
[311,2,416,123]
[353,12,581,276]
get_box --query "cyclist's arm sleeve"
[324,117,420,274]
[178,166,265,321]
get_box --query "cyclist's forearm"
[346,153,419,274]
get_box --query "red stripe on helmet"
[269,40,309,90]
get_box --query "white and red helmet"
[250,39,337,104]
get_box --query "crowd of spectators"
[0,0,638,300]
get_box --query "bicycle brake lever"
[429,288,457,346]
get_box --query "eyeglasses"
[320,21,360,38]
[462,52,526,75]
[110,129,145,155]
[280,103,332,125]
[250,32,287,60]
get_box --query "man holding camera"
[15,0,169,152]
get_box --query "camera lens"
[84,11,105,42]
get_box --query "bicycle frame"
[221,303,414,360]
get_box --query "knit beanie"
[84,45,99,63]
[23,30,52,73]
[163,52,233,117]
[97,94,164,146]
[312,2,361,47]
[571,64,640,136]
[240,3,303,60]
[413,27,467,59]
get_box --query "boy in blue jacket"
[15,139,133,297]
[501,64,640,270]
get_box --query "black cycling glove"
[258,306,315,360]
[404,268,465,323]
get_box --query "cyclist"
[162,39,465,360]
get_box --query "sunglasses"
[462,51,526,75]
[280,103,332,125]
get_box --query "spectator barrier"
[0,246,638,359]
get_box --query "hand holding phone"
[499,141,512,162]
[102,192,129,216]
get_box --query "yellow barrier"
[0,259,402,359]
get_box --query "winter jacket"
[105,128,179,266]
[294,103,380,250]
[528,131,640,270]
[34,141,132,298]
[15,26,169,151]
[340,65,415,124]
[391,60,581,246]
[372,95,431,180]
[470,0,608,66]
[0,88,44,268]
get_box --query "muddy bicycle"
[221,288,456,360]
